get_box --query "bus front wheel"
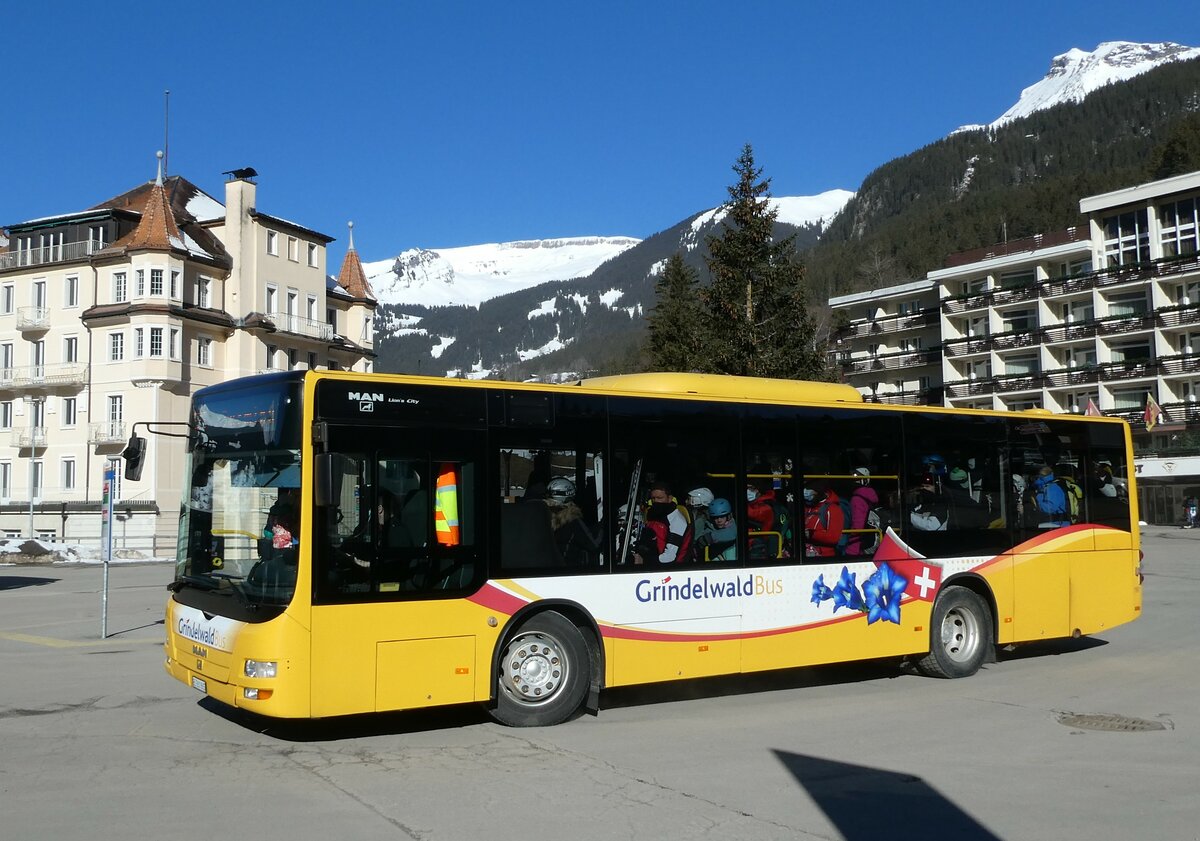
[493,611,590,727]
[915,587,993,679]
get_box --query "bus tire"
[915,586,992,679]
[492,611,590,727]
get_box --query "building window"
[197,336,212,367]
[63,335,77,364]
[64,275,79,308]
[170,328,180,360]
[326,308,337,332]
[964,277,988,294]
[170,270,180,299]
[62,458,76,492]
[1070,347,1097,368]
[1005,353,1039,376]
[1103,210,1150,267]
[1,342,13,375]
[0,462,9,500]
[150,327,164,357]
[266,345,277,371]
[327,359,339,370]
[0,401,12,429]
[135,269,145,297]
[288,236,298,261]
[265,285,277,315]
[150,268,164,296]
[1159,198,1199,258]
[134,328,145,358]
[1112,388,1144,410]
[308,243,318,267]
[266,230,278,256]
[1064,300,1094,323]
[1,285,13,313]
[1110,340,1153,363]
[307,352,317,370]
[1108,291,1147,318]
[196,277,211,308]
[1002,308,1036,332]
[88,225,106,251]
[62,397,77,427]
[31,460,43,501]
[307,295,318,322]
[113,272,127,303]
[999,270,1035,289]
[287,348,297,369]
[110,332,125,362]
[1058,258,1092,277]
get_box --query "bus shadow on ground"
[200,697,492,740]
[773,750,1001,840]
[0,575,58,591]
[995,636,1107,663]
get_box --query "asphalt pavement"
[0,527,1196,841]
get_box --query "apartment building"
[0,163,376,551]
[829,170,1200,523]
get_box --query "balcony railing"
[1158,354,1200,377]
[88,421,126,445]
[941,336,991,357]
[1044,367,1102,388]
[13,426,47,448]
[0,363,86,391]
[946,380,998,399]
[832,311,938,341]
[0,239,107,271]
[16,306,49,330]
[267,311,334,341]
[844,349,942,374]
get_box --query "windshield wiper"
[167,574,219,592]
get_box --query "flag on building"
[1144,392,1164,430]
[1084,398,1102,417]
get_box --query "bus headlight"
[244,659,278,679]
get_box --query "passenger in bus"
[1031,466,1072,528]
[946,467,990,529]
[694,497,738,562]
[802,484,843,557]
[844,467,879,556]
[635,482,693,564]
[686,487,715,535]
[747,476,792,559]
[910,473,949,531]
[265,488,300,549]
[544,477,602,566]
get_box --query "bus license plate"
[191,675,207,693]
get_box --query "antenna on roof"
[163,90,170,178]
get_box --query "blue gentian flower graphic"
[831,566,864,612]
[863,562,908,625]
[811,574,833,606]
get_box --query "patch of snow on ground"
[518,335,572,361]
[430,336,456,359]
[0,538,168,565]
[599,289,623,307]
[528,298,557,319]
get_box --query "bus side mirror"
[122,436,147,481]
[315,452,355,507]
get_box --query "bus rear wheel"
[492,611,590,727]
[915,587,993,679]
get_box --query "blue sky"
[4,1,1200,265]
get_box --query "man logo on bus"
[348,391,384,402]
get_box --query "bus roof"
[575,372,863,404]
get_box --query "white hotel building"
[830,170,1200,524]
[0,165,376,552]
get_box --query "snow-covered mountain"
[364,236,640,308]
[363,191,855,308]
[956,41,1200,133]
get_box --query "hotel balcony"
[88,421,126,446]
[832,310,938,341]
[0,363,87,393]
[13,426,47,449]
[267,311,334,342]
[863,386,944,406]
[16,306,50,331]
[0,239,106,272]
[843,348,943,375]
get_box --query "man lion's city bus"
[142,370,1142,727]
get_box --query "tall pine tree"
[645,252,705,371]
[700,144,827,379]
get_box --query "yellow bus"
[143,370,1142,727]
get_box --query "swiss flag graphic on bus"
[872,528,942,602]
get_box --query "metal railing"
[267,311,333,341]
[15,306,49,330]
[13,426,47,448]
[88,421,125,444]
[0,363,86,390]
[0,240,106,271]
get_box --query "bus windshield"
[175,376,304,614]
